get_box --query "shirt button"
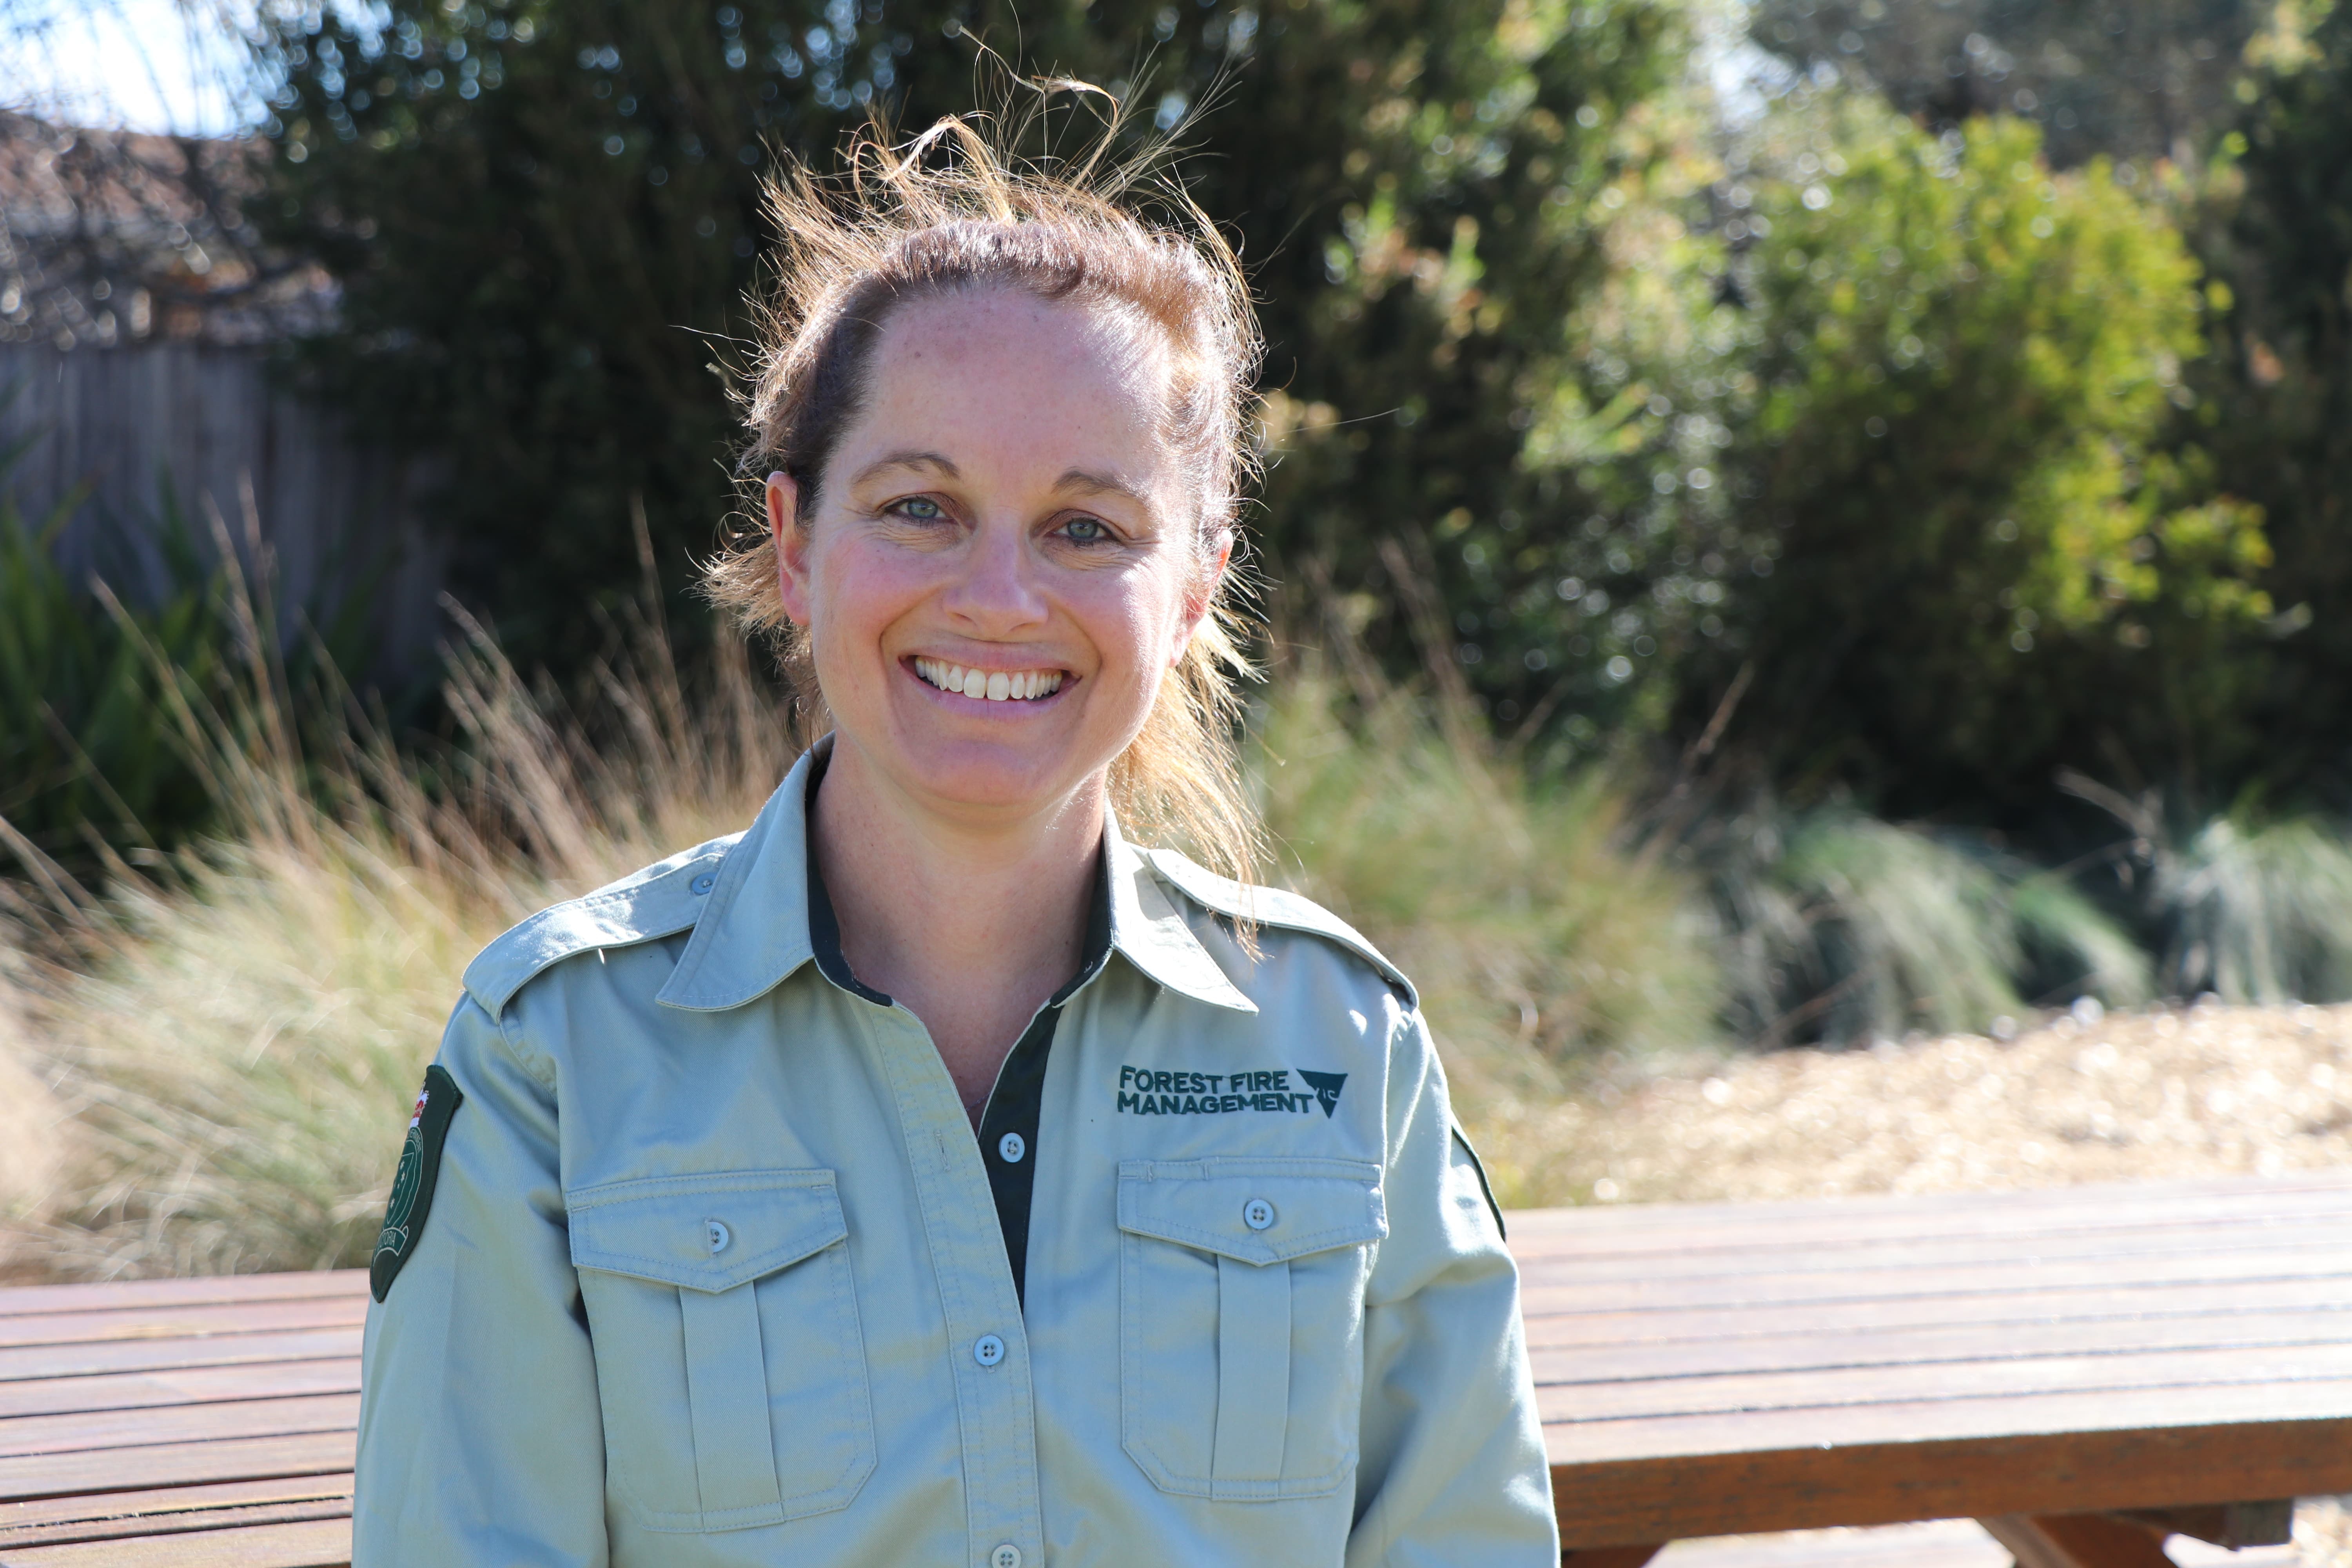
[1243,1198,1276,1231]
[705,1220,731,1254]
[690,873,716,895]
[973,1334,1006,1368]
[991,1546,1023,1568]
[997,1131,1027,1164]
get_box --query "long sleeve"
[353,996,609,1566]
[1346,1005,1558,1568]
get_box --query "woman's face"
[773,288,1226,828]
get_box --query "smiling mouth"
[913,657,1067,703]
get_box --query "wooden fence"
[0,342,445,676]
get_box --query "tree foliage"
[2195,0,2352,794]
[250,0,1684,677]
[1686,103,2271,809]
[1748,0,2274,169]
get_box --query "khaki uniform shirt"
[354,742,1557,1566]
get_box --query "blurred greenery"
[0,456,377,882]
[1749,0,2276,169]
[9,0,2352,1054]
[2194,0,2352,795]
[249,0,1684,681]
[0,480,231,871]
[1694,798,2152,1044]
[1684,103,2272,810]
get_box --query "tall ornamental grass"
[0,568,1704,1272]
[16,557,2352,1272]
[1254,664,1719,1103]
[0,574,789,1278]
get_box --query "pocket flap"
[569,1169,846,1292]
[1117,1157,1386,1265]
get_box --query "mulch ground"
[1472,1000,2352,1566]
[1477,998,2352,1207]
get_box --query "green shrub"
[253,0,1685,680]
[1689,100,2270,811]
[1697,801,2151,1044]
[0,487,232,873]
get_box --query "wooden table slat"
[0,1303,369,1356]
[1507,1170,2352,1242]
[1538,1339,2352,1422]
[1531,1305,2352,1380]
[0,1434,356,1508]
[1517,1217,2352,1284]
[0,1496,352,1552]
[0,1397,361,1463]
[1550,1413,2352,1548]
[0,1515,351,1566]
[0,1332,363,1388]
[0,1478,354,1536]
[1543,1374,2352,1461]
[0,1363,361,1423]
[0,1276,365,1322]
[1520,1240,2352,1314]
[1521,1273,2352,1347]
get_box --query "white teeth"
[914,659,1063,701]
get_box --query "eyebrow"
[851,453,1152,509]
[1055,468,1151,507]
[849,449,960,487]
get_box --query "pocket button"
[704,1219,731,1254]
[1243,1198,1276,1231]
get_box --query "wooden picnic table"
[2,1169,2348,1566]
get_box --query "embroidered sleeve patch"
[370,1065,464,1303]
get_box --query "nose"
[938,515,1049,634]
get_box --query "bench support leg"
[1980,1513,2178,1568]
[1561,1546,1666,1568]
[2112,1501,2294,1549]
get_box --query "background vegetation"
[9,0,2352,1265]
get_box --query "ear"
[769,472,814,627]
[1172,528,1235,666]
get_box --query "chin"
[892,732,1096,818]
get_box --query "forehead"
[842,289,1177,481]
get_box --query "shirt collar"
[1100,812,1258,1014]
[656,737,1258,1016]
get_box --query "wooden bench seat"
[4,1171,2348,1566]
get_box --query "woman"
[353,118,1556,1566]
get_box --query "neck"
[808,736,1103,1125]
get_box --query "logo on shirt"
[370,1065,465,1304]
[1116,1065,1347,1119]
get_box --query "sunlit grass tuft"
[0,593,789,1278]
[1700,804,2152,1046]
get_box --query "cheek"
[805,536,929,646]
[1089,561,1200,680]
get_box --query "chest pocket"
[569,1169,876,1533]
[1116,1156,1387,1501]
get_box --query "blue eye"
[891,496,944,521]
[1060,516,1110,544]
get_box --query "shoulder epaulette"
[1144,847,1418,1010]
[461,835,741,1019]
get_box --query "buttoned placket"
[851,990,1048,1568]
